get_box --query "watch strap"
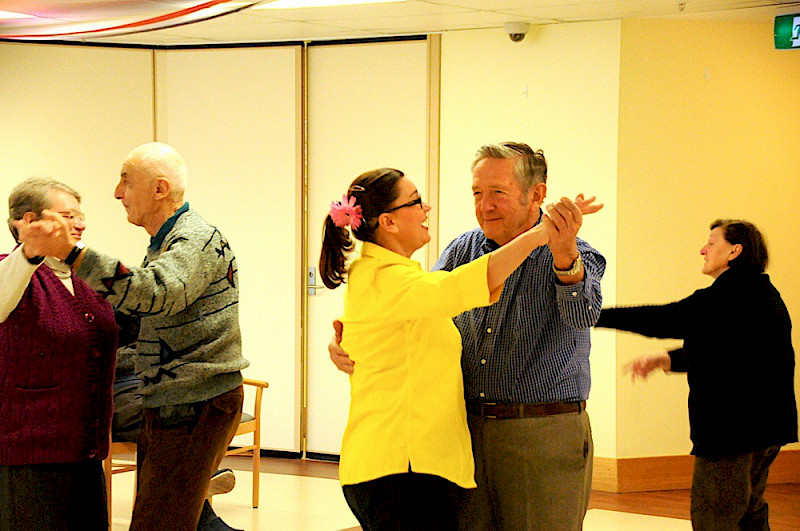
[553,254,583,276]
[64,241,85,267]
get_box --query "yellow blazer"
[339,242,498,488]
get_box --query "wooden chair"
[102,377,269,526]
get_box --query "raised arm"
[487,195,602,294]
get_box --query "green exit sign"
[774,13,800,49]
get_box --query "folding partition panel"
[154,46,303,452]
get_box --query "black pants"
[691,445,781,531]
[0,459,108,531]
[342,471,466,531]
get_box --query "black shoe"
[197,500,243,531]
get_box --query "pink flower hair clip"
[329,195,364,230]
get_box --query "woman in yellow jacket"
[319,168,599,530]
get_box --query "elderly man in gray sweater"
[67,142,249,531]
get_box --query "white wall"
[0,43,153,262]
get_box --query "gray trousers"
[691,445,781,531]
[459,409,593,530]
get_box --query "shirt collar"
[45,256,71,279]
[360,241,420,267]
[149,202,189,251]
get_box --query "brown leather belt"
[467,400,586,419]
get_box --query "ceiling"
[0,0,798,46]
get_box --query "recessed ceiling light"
[0,10,35,19]
[256,0,407,9]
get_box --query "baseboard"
[226,447,303,460]
[228,447,340,462]
[259,449,303,460]
[305,451,341,463]
[592,448,800,493]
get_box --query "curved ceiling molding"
[0,0,262,41]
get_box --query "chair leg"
[252,447,259,508]
[103,457,113,530]
[132,469,138,507]
[252,440,260,508]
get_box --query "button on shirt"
[434,223,606,404]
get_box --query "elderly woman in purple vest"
[0,177,117,531]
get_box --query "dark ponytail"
[320,216,355,289]
[319,168,404,289]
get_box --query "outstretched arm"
[329,195,601,374]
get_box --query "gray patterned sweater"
[76,204,249,408]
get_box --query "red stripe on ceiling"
[0,0,235,39]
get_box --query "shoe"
[198,500,243,531]
[201,515,243,531]
[206,468,235,498]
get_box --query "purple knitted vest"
[0,255,117,465]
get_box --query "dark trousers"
[691,445,781,531]
[130,385,243,531]
[0,459,107,531]
[342,471,466,530]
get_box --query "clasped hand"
[13,210,74,260]
[535,194,603,248]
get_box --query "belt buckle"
[481,402,497,419]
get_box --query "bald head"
[116,142,189,235]
[125,142,188,201]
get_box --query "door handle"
[308,266,325,296]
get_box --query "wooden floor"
[223,455,800,531]
[589,485,800,531]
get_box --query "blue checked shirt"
[434,219,606,404]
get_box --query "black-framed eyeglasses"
[384,197,423,213]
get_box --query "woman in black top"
[596,219,797,531]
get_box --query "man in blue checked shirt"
[331,142,605,530]
[438,143,605,530]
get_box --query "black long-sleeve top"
[596,267,798,457]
